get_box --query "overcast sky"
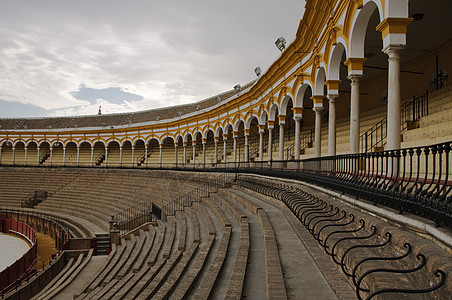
[0,0,305,118]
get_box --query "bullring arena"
[1,0,452,299]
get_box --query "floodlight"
[234,84,241,93]
[254,66,262,77]
[275,37,286,52]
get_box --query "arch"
[223,123,233,135]
[203,128,214,140]
[314,67,327,96]
[183,132,193,143]
[133,138,145,146]
[245,115,259,130]
[328,42,347,81]
[259,110,268,125]
[280,95,294,116]
[349,1,381,58]
[268,103,279,121]
[26,140,38,148]
[233,119,244,133]
[294,83,313,107]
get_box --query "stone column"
[76,146,80,166]
[278,115,286,160]
[131,146,135,167]
[385,47,403,150]
[37,146,40,165]
[24,146,28,165]
[62,146,66,166]
[259,125,265,162]
[202,138,207,166]
[192,142,196,167]
[50,146,53,165]
[90,146,94,167]
[327,94,338,156]
[174,144,178,167]
[292,107,304,160]
[145,145,148,167]
[214,137,218,164]
[348,74,362,154]
[159,144,163,167]
[104,146,108,167]
[376,17,412,150]
[344,58,366,153]
[233,132,238,164]
[223,134,228,164]
[267,121,275,161]
[119,146,123,167]
[311,95,324,158]
[12,146,16,165]
[244,129,249,162]
[183,142,187,166]
[325,80,341,156]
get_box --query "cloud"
[0,0,305,118]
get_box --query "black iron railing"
[360,91,429,153]
[114,202,162,235]
[161,173,235,218]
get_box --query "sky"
[0,0,305,118]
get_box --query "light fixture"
[254,66,262,77]
[54,141,60,147]
[216,96,222,103]
[275,37,286,52]
[234,84,241,93]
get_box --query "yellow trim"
[376,18,414,39]
[291,107,304,114]
[325,80,341,91]
[267,120,275,127]
[278,115,286,122]
[310,95,324,104]
[344,57,367,72]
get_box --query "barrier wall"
[0,216,37,293]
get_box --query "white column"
[313,107,323,157]
[145,145,148,167]
[131,146,135,167]
[233,134,237,163]
[349,74,362,154]
[244,133,249,162]
[327,94,338,156]
[104,147,108,167]
[76,146,80,166]
[159,144,163,167]
[279,121,285,160]
[293,116,302,160]
[385,47,403,150]
[192,142,196,167]
[62,146,66,166]
[183,143,187,166]
[268,125,274,161]
[50,146,53,165]
[24,146,28,165]
[119,146,123,167]
[174,144,178,167]
[90,146,94,166]
[37,146,41,165]
[223,135,228,163]
[259,128,264,162]
[202,140,206,166]
[214,139,218,163]
[0,146,2,164]
[12,146,16,165]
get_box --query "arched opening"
[65,141,77,166]
[121,140,133,167]
[38,142,51,165]
[50,141,64,166]
[184,134,193,165]
[107,141,120,167]
[93,141,105,167]
[246,116,259,162]
[0,141,13,164]
[146,139,159,167]
[79,141,92,166]
[204,130,215,165]
[134,139,145,167]
[161,137,174,167]
[26,141,38,165]
[14,141,26,165]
